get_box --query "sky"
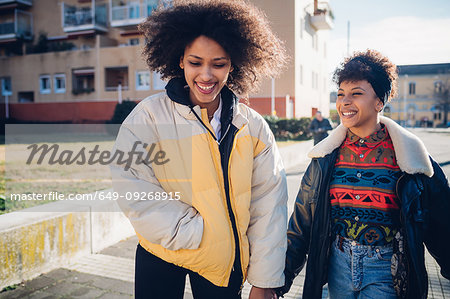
[327,0,450,75]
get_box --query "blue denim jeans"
[327,236,397,299]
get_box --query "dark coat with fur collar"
[278,116,450,299]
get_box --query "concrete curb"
[407,127,450,133]
[0,197,134,290]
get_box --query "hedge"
[109,100,138,124]
[263,116,312,141]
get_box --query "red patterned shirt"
[329,124,402,245]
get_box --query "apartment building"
[251,0,333,118]
[0,0,333,122]
[384,63,450,127]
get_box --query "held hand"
[249,286,278,299]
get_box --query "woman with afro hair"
[275,50,450,299]
[111,1,288,298]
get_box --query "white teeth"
[342,112,356,116]
[197,84,215,91]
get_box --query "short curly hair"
[333,49,398,103]
[139,0,287,95]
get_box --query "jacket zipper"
[225,127,245,284]
[193,106,244,285]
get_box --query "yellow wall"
[386,73,450,126]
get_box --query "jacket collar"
[308,116,434,177]
[166,77,248,129]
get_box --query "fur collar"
[308,116,434,177]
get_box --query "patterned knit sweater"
[329,124,402,246]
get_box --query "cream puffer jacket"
[110,86,287,288]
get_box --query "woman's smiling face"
[180,35,233,108]
[336,80,383,137]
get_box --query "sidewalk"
[1,234,449,299]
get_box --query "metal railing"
[110,0,158,22]
[0,23,14,35]
[0,0,33,5]
[0,9,32,39]
[63,3,107,28]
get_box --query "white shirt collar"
[210,95,222,139]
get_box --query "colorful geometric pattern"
[330,125,401,246]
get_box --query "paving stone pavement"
[1,234,449,299]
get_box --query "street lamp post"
[5,94,9,119]
[271,77,275,116]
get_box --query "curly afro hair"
[139,0,287,95]
[333,49,398,104]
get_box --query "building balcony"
[0,9,32,42]
[110,0,158,27]
[62,2,108,34]
[0,0,32,8]
[310,1,333,30]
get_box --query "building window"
[300,18,304,39]
[54,74,66,94]
[409,82,416,95]
[299,65,303,85]
[105,67,129,91]
[18,91,34,103]
[153,71,166,90]
[311,72,319,90]
[129,38,140,46]
[39,75,51,94]
[136,71,150,90]
[312,34,318,51]
[434,81,443,94]
[1,77,12,96]
[72,68,95,95]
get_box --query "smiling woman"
[179,36,233,120]
[276,50,450,299]
[110,1,288,299]
[333,50,398,138]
